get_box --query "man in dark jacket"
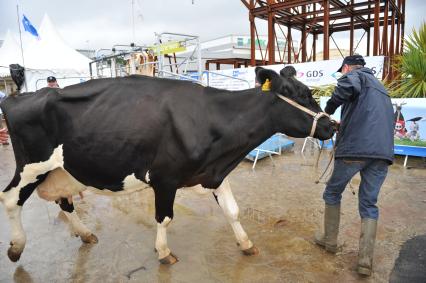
[314,55,394,276]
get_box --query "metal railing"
[155,32,202,79]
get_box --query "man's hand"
[332,121,340,133]
[0,127,9,144]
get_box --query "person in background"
[0,90,9,145]
[47,76,60,88]
[314,55,394,276]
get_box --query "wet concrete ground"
[1,139,426,282]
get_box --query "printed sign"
[202,68,255,91]
[153,41,186,55]
[391,98,426,149]
[203,56,385,90]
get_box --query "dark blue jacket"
[325,67,394,164]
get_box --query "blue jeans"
[323,158,389,219]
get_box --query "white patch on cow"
[3,145,64,209]
[145,171,150,183]
[155,216,172,259]
[213,178,253,250]
[122,173,146,191]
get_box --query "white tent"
[24,14,90,72]
[0,30,24,77]
[0,14,91,91]
[22,14,91,91]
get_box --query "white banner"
[202,56,385,90]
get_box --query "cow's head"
[255,66,335,140]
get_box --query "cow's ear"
[255,67,282,91]
[280,66,297,78]
[255,67,278,84]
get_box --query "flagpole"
[131,0,135,44]
[16,4,28,92]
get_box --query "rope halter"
[261,79,331,138]
[277,93,330,138]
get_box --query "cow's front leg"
[58,197,98,244]
[154,188,178,264]
[213,178,259,255]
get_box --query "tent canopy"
[0,30,24,76]
[23,14,90,73]
[0,14,91,90]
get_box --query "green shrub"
[389,23,426,98]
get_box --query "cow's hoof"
[7,246,22,262]
[242,245,259,256]
[81,233,98,244]
[159,253,178,265]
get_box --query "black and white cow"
[0,67,334,264]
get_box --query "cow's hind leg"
[213,178,259,255]
[58,197,98,244]
[153,188,178,265]
[1,173,48,262]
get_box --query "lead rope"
[314,139,334,184]
[262,84,347,188]
[314,139,356,195]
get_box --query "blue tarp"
[246,135,294,161]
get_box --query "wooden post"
[250,11,256,66]
[373,0,380,56]
[267,3,275,64]
[382,0,389,55]
[323,0,330,60]
[367,2,371,56]
[396,0,401,55]
[313,34,317,61]
[301,5,307,62]
[390,3,395,58]
[287,25,292,63]
[349,0,354,55]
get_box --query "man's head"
[47,76,59,88]
[337,55,366,74]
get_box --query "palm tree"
[312,84,336,99]
[390,23,426,98]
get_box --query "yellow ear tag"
[262,79,271,92]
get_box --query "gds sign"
[306,70,324,78]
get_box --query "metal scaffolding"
[241,0,406,79]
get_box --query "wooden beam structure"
[240,0,406,79]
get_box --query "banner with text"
[202,56,385,90]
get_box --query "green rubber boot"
[357,218,378,276]
[314,204,340,253]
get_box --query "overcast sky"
[1,0,425,52]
